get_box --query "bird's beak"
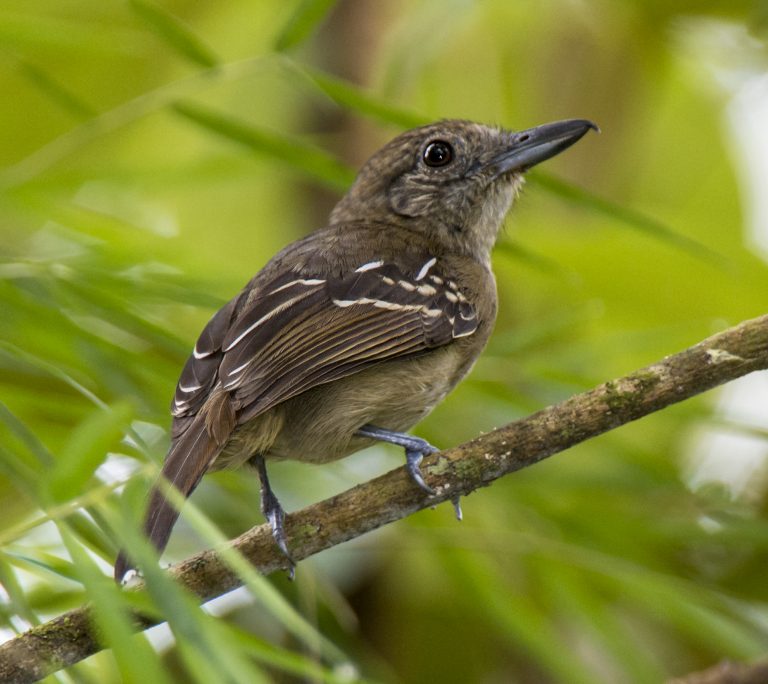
[487,119,598,177]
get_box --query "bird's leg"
[249,454,295,579]
[356,425,464,520]
[356,424,439,495]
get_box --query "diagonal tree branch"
[667,658,768,684]
[2,314,768,683]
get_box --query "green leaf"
[67,508,117,559]
[0,342,107,410]
[528,171,726,266]
[46,401,134,503]
[494,238,575,277]
[129,0,219,68]
[4,550,79,583]
[0,401,53,468]
[274,0,338,51]
[155,478,351,667]
[110,501,274,683]
[539,562,666,683]
[0,554,39,626]
[0,10,146,56]
[448,551,600,684]
[172,100,355,191]
[224,623,367,683]
[59,524,175,684]
[298,66,427,128]
[16,59,96,119]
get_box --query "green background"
[2,1,768,682]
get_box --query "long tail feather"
[114,418,223,582]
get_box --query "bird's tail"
[114,418,223,582]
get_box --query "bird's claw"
[451,496,463,521]
[405,447,436,495]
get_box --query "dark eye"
[423,140,454,167]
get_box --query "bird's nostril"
[518,134,530,142]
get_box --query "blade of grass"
[448,550,600,684]
[0,342,102,408]
[0,466,145,547]
[0,56,276,190]
[172,100,355,191]
[520,531,768,659]
[0,10,146,56]
[110,497,274,684]
[602,565,766,659]
[539,562,666,683]
[66,509,118,561]
[294,64,427,128]
[129,0,219,68]
[274,0,338,52]
[494,238,576,277]
[4,551,79,584]
[16,58,96,119]
[528,171,726,266]
[46,401,134,504]
[157,478,352,667]
[0,400,54,468]
[59,524,175,684]
[0,554,39,627]
[0,342,156,460]
[224,622,372,684]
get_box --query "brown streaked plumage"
[115,118,597,581]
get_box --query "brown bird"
[115,117,597,581]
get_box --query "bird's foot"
[357,425,466,519]
[357,424,438,494]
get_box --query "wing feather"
[237,318,425,421]
[174,259,478,430]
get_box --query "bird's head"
[331,119,597,264]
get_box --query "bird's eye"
[423,140,454,167]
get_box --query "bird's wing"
[172,257,478,427]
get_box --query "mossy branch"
[2,314,768,683]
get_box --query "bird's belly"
[265,348,466,464]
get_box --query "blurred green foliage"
[2,1,768,682]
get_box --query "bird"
[114,117,597,582]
